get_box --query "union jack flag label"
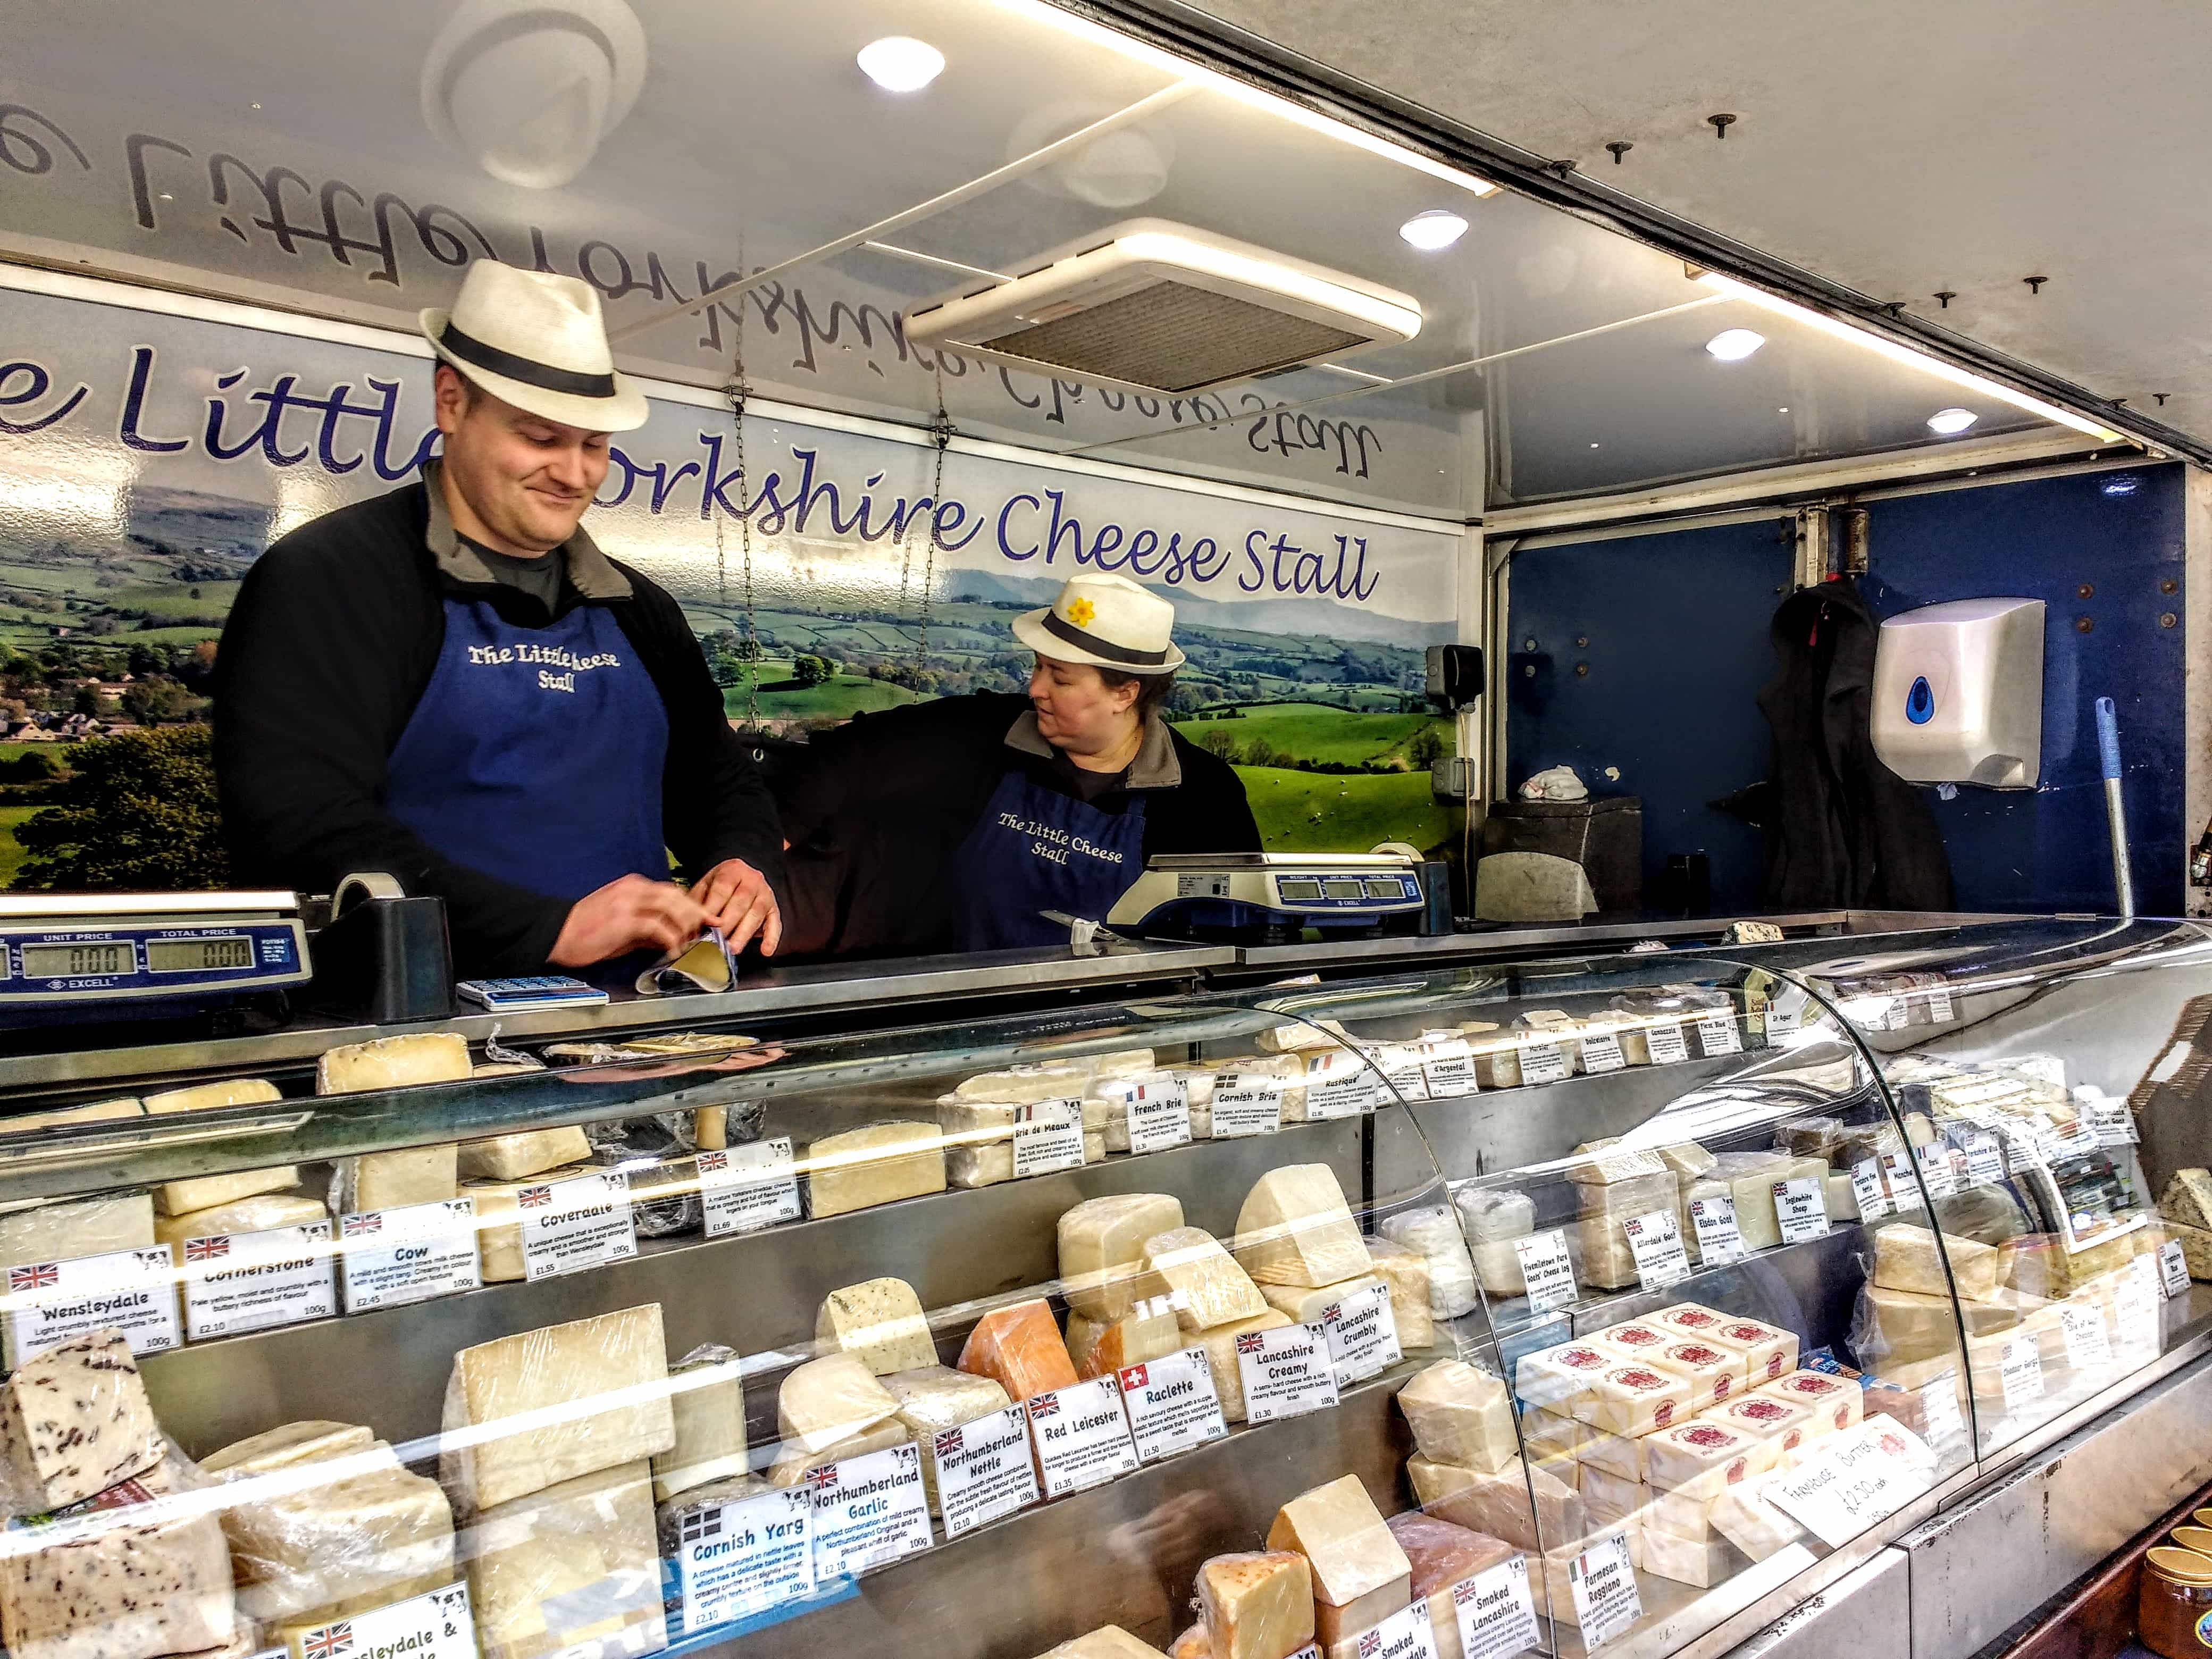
[808,1464,840,1490]
[183,1236,231,1262]
[935,1427,963,1456]
[7,1263,56,1292]
[342,1213,383,1237]
[516,1185,552,1208]
[1236,1331,1267,1354]
[1027,1391,1061,1419]
[303,1622,353,1658]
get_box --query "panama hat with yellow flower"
[1012,572,1186,673]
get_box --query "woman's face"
[1029,655,1141,755]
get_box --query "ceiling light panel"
[857,35,945,91]
[1704,328,1765,361]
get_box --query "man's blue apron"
[383,596,669,903]
[949,768,1147,950]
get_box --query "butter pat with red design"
[1581,1363,1692,1436]
[1643,1420,1777,1502]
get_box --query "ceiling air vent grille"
[978,281,1368,395]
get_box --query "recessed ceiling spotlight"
[1926,407,1979,435]
[1778,406,1789,414]
[1705,328,1765,361]
[1398,210,1469,251]
[858,36,944,91]
[1589,442,1601,449]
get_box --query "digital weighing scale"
[0,891,312,1025]
[1106,851,1427,942]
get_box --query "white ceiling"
[1185,0,2212,455]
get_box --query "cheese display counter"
[0,916,2202,1659]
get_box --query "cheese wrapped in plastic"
[0,1194,154,1278]
[1641,1524,1737,1588]
[777,1353,898,1455]
[1644,1421,1775,1501]
[1875,1222,2000,1301]
[156,1192,327,1254]
[1359,1237,1434,1351]
[882,1367,1010,1514]
[143,1078,295,1214]
[457,1129,593,1183]
[1409,1455,1582,1554]
[1756,1371,1864,1435]
[1234,1166,1369,1288]
[1581,1364,1692,1436]
[1074,1303,1182,1380]
[1376,1205,1478,1317]
[766,1418,911,1487]
[1396,1360,1515,1472]
[806,1121,946,1217]
[1060,1194,1186,1321]
[653,1473,769,1559]
[462,1460,663,1659]
[1197,1551,1314,1659]
[652,1345,748,1502]
[1385,1513,1518,1659]
[1143,1228,1267,1331]
[950,1062,1090,1104]
[442,1305,676,1513]
[0,1328,165,1518]
[1643,1340,1747,1412]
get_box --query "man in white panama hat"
[775,571,1260,956]
[214,259,785,978]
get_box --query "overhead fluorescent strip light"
[1696,272,2124,443]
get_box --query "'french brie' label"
[1452,1556,1540,1659]
[1235,1321,1339,1425]
[1623,1209,1691,1290]
[297,1583,477,1659]
[1322,1282,1401,1384]
[1644,1023,1690,1065]
[1011,1100,1087,1178]
[519,1170,637,1281]
[3,1245,180,1367]
[179,1221,336,1342]
[1027,1375,1140,1499]
[1566,1531,1642,1646]
[1696,1013,1743,1057]
[339,1198,481,1313]
[1124,1080,1195,1152]
[808,1442,932,1579]
[699,1138,801,1235]
[1210,1081,1284,1139]
[1517,1041,1570,1086]
[675,1487,812,1630]
[1120,1346,1228,1463]
[934,1404,1039,1538]
[1514,1228,1578,1312]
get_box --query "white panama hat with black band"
[420,259,650,433]
[1012,572,1186,674]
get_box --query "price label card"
[1026,1375,1140,1499]
[1119,1347,1227,1463]
[2058,1304,2114,1370]
[179,1221,337,1341]
[1918,1376,1965,1444]
[934,1405,1039,1539]
[1925,987,1957,1023]
[1772,1177,1831,1244]
[339,1199,481,1314]
[2115,1278,2161,1351]
[1518,1042,1570,1086]
[1766,1421,1936,1546]
[1916,1146,1959,1201]
[2057,1123,2104,1160]
[1351,1600,1439,1659]
[1765,999,1804,1038]
[1566,1531,1643,1647]
[1849,1160,1890,1222]
[1210,1082,1284,1139]
[1999,1335,2044,1411]
[808,1442,932,1579]
[518,1170,637,1282]
[1696,1013,1743,1058]
[1687,1194,1747,1265]
[1304,1066,1382,1122]
[1124,1080,1194,1152]
[3,1245,180,1367]
[2082,1097,2138,1147]
[1421,1051,1477,1099]
[1513,1229,1578,1312]
[700,1138,801,1236]
[1322,1283,1401,1384]
[297,1584,477,1659]
[1452,1556,1540,1659]
[1881,1150,1920,1208]
[2160,1241,2192,1298]
[1580,1030,1627,1074]
[1644,1023,1690,1066]
[1376,1054,1431,1102]
[1235,1321,1339,1425]
[1623,1209,1691,1290]
[1963,1136,2006,1186]
[1012,1100,1087,1178]
[675,1486,813,1631]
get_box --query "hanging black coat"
[1756,580,1954,909]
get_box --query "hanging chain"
[894,364,954,686]
[720,250,760,734]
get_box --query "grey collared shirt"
[421,457,631,616]
[1004,708,1182,799]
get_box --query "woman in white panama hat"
[774,571,1260,956]
[214,259,785,978]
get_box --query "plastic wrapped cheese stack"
[1376,1205,1479,1319]
[651,1344,749,1502]
[319,1034,471,1212]
[806,1121,947,1217]
[1568,1143,1676,1291]
[1454,1186,1534,1296]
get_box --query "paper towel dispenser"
[1871,597,2045,788]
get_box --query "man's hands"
[547,864,782,969]
[690,858,781,957]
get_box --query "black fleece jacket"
[212,481,785,976]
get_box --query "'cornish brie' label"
[518,1170,636,1281]
[1210,1080,1284,1139]
[3,1245,180,1367]
[339,1198,481,1313]
[699,1138,801,1235]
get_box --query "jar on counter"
[2139,1546,2212,1657]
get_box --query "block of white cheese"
[1705,1394,1821,1465]
[652,1345,748,1502]
[1756,1371,1864,1435]
[1524,1406,1587,1463]
[1574,1217,1643,1291]
[817,1277,937,1375]
[1409,1455,1583,1554]
[216,1451,454,1626]
[1515,1338,1624,1414]
[0,1460,235,1659]
[442,1304,675,1513]
[1259,1275,1387,1325]
[1715,1152,1791,1251]
[143,1078,296,1214]
[2,1098,144,1132]
[462,1460,661,1659]
[1360,1237,1435,1351]
[460,1168,590,1283]
[766,1418,911,1487]
[1582,1364,1694,1436]
[1710,1476,1806,1561]
[1060,1193,1186,1321]
[317,1033,472,1094]
[1234,1165,1370,1288]
[1577,1428,1647,1484]
[1567,1143,1670,1186]
[1267,1474,1412,1646]
[881,1365,1010,1514]
[1395,1360,1516,1473]
[1643,1340,1748,1413]
[0,1194,154,1275]
[776,1352,899,1456]
[1199,1311,1290,1423]
[949,1062,1089,1105]
[1644,1420,1777,1502]
[1580,1463,1649,1527]
[1646,1485,1716,1543]
[1875,1222,2000,1302]
[1454,1188,1532,1295]
[1040,1628,1170,1659]
[806,1121,946,1217]
[1197,1552,1314,1659]
[457,1128,593,1183]
[1595,1321,1673,1362]
[1376,1206,1479,1318]
[157,1192,326,1254]
[1861,1285,1968,1368]
[1641,1524,1739,1588]
[204,1421,379,1474]
[1075,1303,1182,1380]
[1690,1314,1800,1386]
[1143,1227,1267,1331]
[0,1328,164,1514]
[338,1144,462,1214]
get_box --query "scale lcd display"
[20,942,134,977]
[146,936,254,973]
[1322,879,1366,900]
[1277,878,1323,902]
[1365,879,1407,899]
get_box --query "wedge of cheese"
[205,1421,378,1474]
[1385,1513,1518,1659]
[1,1098,143,1132]
[317,1033,472,1094]
[1395,1360,1516,1472]
[1197,1552,1314,1659]
[1040,1628,1170,1658]
[818,1277,937,1376]
[777,1353,898,1455]
[652,1347,748,1502]
[1408,1455,1582,1554]
[1269,1474,1412,1647]
[144,1078,296,1214]
[806,1121,946,1217]
[1199,1311,1291,1423]
[950,1062,1090,1104]
[1060,1193,1186,1321]
[1076,1303,1180,1380]
[462,1461,660,1659]
[443,1305,675,1513]
[339,1144,461,1214]
[1234,1165,1370,1288]
[766,1418,910,1487]
[1144,1227,1267,1331]
[457,1128,593,1183]
[0,1328,163,1513]
[157,1192,326,1254]
[218,1451,454,1626]
[957,1298,1077,1402]
[0,1193,154,1276]
[1875,1222,2000,1302]
[882,1366,1010,1514]
[460,1168,591,1283]
[1360,1237,1434,1351]
[1258,1275,1387,1325]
